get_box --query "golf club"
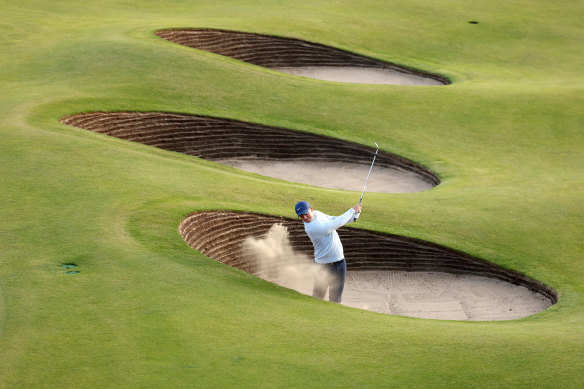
[353,142,379,221]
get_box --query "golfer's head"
[295,201,314,222]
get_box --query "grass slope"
[1,0,583,387]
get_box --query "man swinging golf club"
[295,200,361,303]
[295,142,378,303]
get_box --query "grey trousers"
[312,258,346,303]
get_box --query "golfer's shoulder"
[315,210,334,219]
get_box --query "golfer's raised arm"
[312,207,358,236]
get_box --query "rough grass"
[0,0,583,387]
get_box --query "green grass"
[1,0,583,387]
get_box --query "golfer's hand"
[352,204,362,213]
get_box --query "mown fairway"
[1,0,582,387]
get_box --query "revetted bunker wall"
[154,28,450,85]
[179,211,557,304]
[60,111,440,186]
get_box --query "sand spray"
[243,223,330,296]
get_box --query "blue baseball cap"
[295,201,311,217]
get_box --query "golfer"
[295,200,361,303]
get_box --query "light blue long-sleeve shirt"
[303,208,356,264]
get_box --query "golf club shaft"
[354,142,378,221]
[359,143,379,203]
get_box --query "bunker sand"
[275,66,445,85]
[219,160,432,193]
[266,270,552,321]
[347,271,550,320]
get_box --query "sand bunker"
[179,211,556,321]
[61,112,438,193]
[274,66,445,85]
[155,28,449,86]
[219,160,432,193]
[345,271,550,320]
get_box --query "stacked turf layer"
[0,0,582,387]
